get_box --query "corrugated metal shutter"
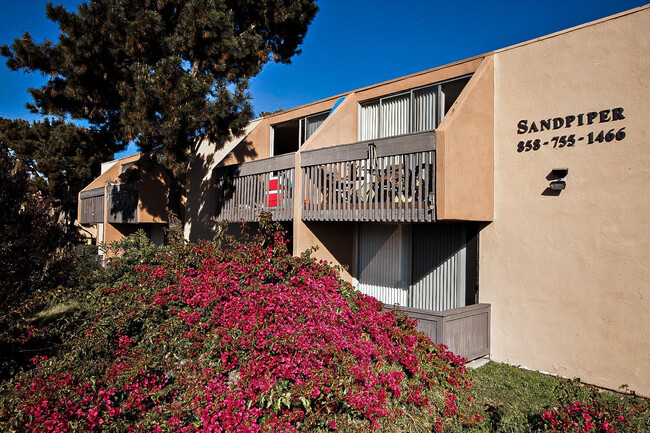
[357,223,467,311]
[412,86,437,133]
[357,224,411,306]
[410,224,466,311]
[359,102,379,141]
[380,93,410,138]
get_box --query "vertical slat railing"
[106,183,138,224]
[300,131,436,222]
[79,187,105,224]
[215,153,295,222]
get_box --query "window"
[359,75,471,141]
[271,111,330,156]
[120,161,135,173]
[356,222,478,311]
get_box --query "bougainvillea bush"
[0,216,481,432]
[541,381,650,433]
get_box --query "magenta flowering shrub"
[0,217,480,432]
[543,398,649,433]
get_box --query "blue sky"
[0,0,646,158]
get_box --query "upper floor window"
[120,161,135,173]
[359,75,471,141]
[271,111,329,156]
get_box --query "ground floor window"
[356,222,478,311]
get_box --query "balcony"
[301,131,436,222]
[79,187,105,224]
[215,153,295,222]
[107,183,139,224]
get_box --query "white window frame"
[357,74,472,141]
[270,110,330,158]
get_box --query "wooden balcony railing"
[301,131,436,222]
[215,153,295,222]
[107,183,139,224]
[79,187,105,224]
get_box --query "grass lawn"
[464,361,649,432]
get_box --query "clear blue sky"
[1,0,646,158]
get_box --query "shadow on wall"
[214,164,238,225]
[186,138,257,242]
[109,155,171,224]
[107,183,139,223]
[305,221,356,277]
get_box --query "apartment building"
[184,6,649,395]
[78,153,171,249]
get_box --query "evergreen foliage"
[0,143,83,380]
[0,117,113,228]
[1,0,318,173]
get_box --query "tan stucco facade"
[481,6,649,395]
[180,5,649,396]
[78,153,171,250]
[436,56,494,221]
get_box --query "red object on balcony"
[267,178,280,207]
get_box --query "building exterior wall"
[79,153,171,249]
[138,166,171,223]
[184,119,264,241]
[481,6,650,395]
[104,222,139,246]
[182,5,649,395]
[436,56,494,221]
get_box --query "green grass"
[461,362,650,433]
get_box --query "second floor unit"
[185,55,493,239]
[78,154,171,247]
[182,5,650,392]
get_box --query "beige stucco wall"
[184,120,264,241]
[290,61,488,274]
[80,153,141,193]
[292,94,361,280]
[300,94,357,152]
[353,57,483,106]
[137,166,170,223]
[103,222,139,256]
[436,56,494,221]
[79,153,173,246]
[482,6,650,395]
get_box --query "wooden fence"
[385,303,491,360]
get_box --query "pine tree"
[0,117,114,229]
[0,142,76,313]
[1,0,318,173]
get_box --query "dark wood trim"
[300,131,436,167]
[237,153,296,176]
[80,187,105,199]
[301,142,369,167]
[375,131,436,157]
